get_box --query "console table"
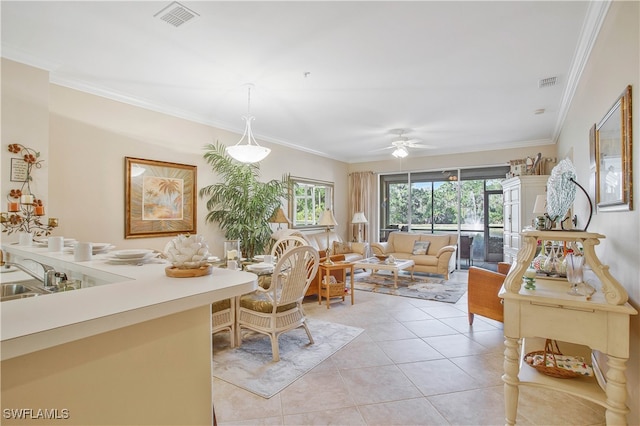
[499,230,637,425]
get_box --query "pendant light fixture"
[226,84,271,163]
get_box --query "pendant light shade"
[226,85,271,164]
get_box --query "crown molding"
[552,0,612,143]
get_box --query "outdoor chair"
[237,246,320,361]
[460,235,474,266]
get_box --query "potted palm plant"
[199,142,289,260]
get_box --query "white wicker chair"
[212,298,236,347]
[271,235,308,259]
[261,235,309,290]
[237,245,319,361]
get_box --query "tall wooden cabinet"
[501,176,549,263]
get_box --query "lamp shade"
[532,194,547,214]
[351,212,368,224]
[318,209,338,227]
[269,207,290,224]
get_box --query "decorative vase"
[532,252,546,273]
[556,253,567,276]
[18,231,33,246]
[542,245,557,275]
[565,253,584,296]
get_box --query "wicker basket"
[524,339,581,379]
[321,277,346,298]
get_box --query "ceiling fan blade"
[369,145,396,152]
[407,142,436,149]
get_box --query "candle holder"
[523,265,537,290]
[224,240,241,269]
[1,144,59,238]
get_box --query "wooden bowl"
[375,254,389,261]
[165,265,212,278]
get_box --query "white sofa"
[371,231,457,278]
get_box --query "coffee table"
[353,257,415,288]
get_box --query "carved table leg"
[605,355,630,425]
[502,337,520,425]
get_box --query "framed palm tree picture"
[125,157,196,238]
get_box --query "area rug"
[212,319,363,398]
[353,270,467,303]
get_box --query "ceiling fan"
[375,129,435,158]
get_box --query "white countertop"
[0,244,257,360]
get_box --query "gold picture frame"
[595,85,632,211]
[125,157,197,238]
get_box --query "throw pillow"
[333,241,352,255]
[412,241,430,255]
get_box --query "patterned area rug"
[353,270,468,303]
[213,319,363,398]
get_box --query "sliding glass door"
[379,168,508,263]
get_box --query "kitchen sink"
[1,280,48,302]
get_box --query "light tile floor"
[214,273,606,425]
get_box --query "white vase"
[18,231,33,246]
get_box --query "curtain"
[348,171,376,243]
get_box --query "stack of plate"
[106,249,158,265]
[64,243,114,255]
[34,238,78,248]
[246,262,274,273]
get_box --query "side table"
[318,261,355,309]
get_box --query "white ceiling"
[1,1,607,163]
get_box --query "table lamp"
[318,209,338,265]
[351,212,368,242]
[268,207,291,230]
[532,194,547,230]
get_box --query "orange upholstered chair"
[467,262,511,325]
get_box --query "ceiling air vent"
[154,1,200,27]
[538,76,558,89]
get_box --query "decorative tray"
[165,265,212,278]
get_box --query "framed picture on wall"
[595,85,633,211]
[588,123,597,214]
[125,157,197,238]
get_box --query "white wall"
[555,2,639,423]
[45,82,348,258]
[1,59,50,244]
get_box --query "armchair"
[238,246,319,361]
[467,262,511,325]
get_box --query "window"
[379,166,509,262]
[289,177,334,228]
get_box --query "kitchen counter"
[1,244,256,360]
[1,244,257,425]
